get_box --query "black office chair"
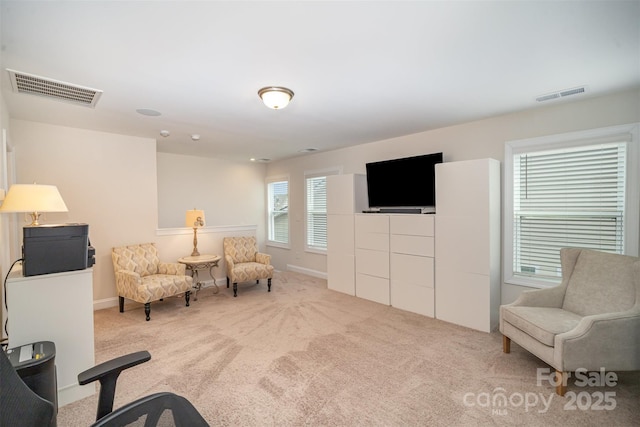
[1,348,209,427]
[0,346,55,426]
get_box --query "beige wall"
[0,85,10,340]
[265,89,640,302]
[6,123,269,309]
[9,120,159,302]
[156,152,266,231]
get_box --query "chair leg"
[268,278,272,292]
[502,335,510,353]
[144,303,151,321]
[555,370,567,396]
[233,283,238,297]
[256,280,259,284]
[185,291,191,307]
[227,277,230,288]
[119,296,125,313]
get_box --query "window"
[267,177,289,247]
[304,169,338,252]
[305,175,327,250]
[505,123,639,288]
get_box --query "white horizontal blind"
[513,142,626,279]
[268,180,289,244]
[305,175,327,250]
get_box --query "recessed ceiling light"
[298,148,318,153]
[159,130,170,137]
[136,108,161,116]
[250,158,271,163]
[191,134,200,141]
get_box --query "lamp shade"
[258,86,294,109]
[0,184,68,213]
[185,209,205,228]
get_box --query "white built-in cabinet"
[326,161,499,332]
[354,214,435,316]
[326,174,367,295]
[355,214,390,304]
[435,158,501,333]
[390,215,435,317]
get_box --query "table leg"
[209,264,219,294]
[192,269,202,301]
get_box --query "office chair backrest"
[0,348,56,427]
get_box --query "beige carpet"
[58,271,639,426]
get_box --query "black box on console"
[22,223,91,276]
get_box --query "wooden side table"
[178,254,221,300]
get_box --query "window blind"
[513,142,627,279]
[268,180,289,244]
[305,176,327,250]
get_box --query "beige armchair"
[500,248,640,395]
[112,243,193,321]
[223,236,274,297]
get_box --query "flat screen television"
[365,152,443,212]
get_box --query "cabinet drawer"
[356,273,390,305]
[355,248,389,278]
[390,253,434,288]
[355,214,389,234]
[390,234,434,257]
[390,215,434,236]
[356,231,389,251]
[390,280,434,317]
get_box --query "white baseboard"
[58,381,95,407]
[285,264,327,280]
[93,297,118,311]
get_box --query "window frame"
[504,123,639,289]
[304,168,340,254]
[266,175,290,249]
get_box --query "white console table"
[7,267,96,406]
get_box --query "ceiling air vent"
[536,86,587,103]
[7,69,103,108]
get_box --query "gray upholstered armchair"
[500,248,640,395]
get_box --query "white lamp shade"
[258,87,294,109]
[185,209,205,228]
[0,184,68,213]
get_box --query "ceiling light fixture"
[258,86,294,109]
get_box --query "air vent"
[7,69,103,108]
[536,86,587,103]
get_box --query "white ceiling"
[1,1,638,163]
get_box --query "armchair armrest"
[158,262,187,275]
[78,351,151,421]
[256,252,271,265]
[555,306,640,371]
[507,285,566,308]
[224,255,235,269]
[114,270,142,294]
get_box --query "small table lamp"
[185,209,205,256]
[0,184,68,225]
